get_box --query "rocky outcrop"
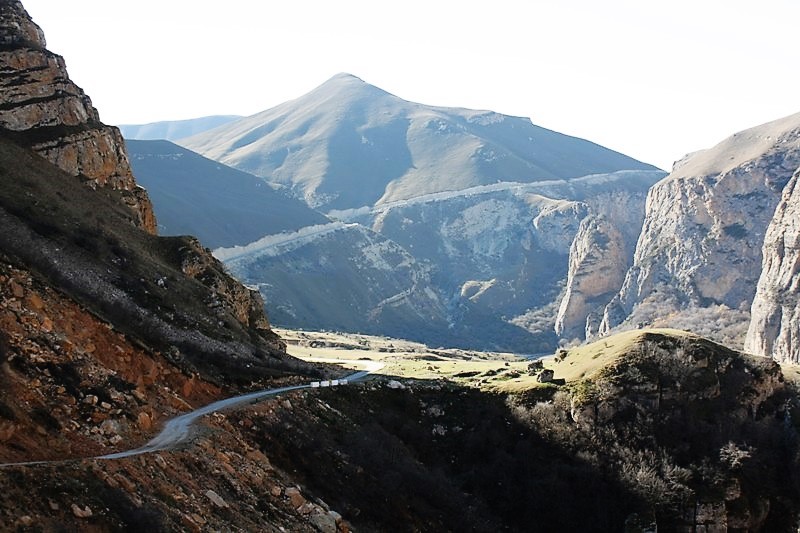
[0,0,301,380]
[0,0,155,233]
[601,112,800,342]
[745,170,800,362]
[568,332,784,428]
[555,186,650,340]
[555,215,626,339]
[556,331,792,531]
[179,236,275,334]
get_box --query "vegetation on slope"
[254,329,800,531]
[0,135,313,384]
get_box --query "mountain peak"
[306,72,392,102]
[328,72,365,83]
[181,74,657,211]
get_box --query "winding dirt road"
[0,358,384,467]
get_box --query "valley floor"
[276,327,549,393]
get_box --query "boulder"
[536,369,555,383]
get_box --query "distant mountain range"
[120,75,667,352]
[120,115,241,142]
[129,98,800,361]
[121,73,800,360]
[179,73,659,211]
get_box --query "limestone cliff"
[601,112,800,344]
[555,187,650,340]
[745,170,800,362]
[0,0,155,233]
[555,215,626,340]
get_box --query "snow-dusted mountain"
[180,73,658,211]
[120,115,241,141]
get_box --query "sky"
[21,0,800,170]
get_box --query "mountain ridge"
[126,139,328,249]
[180,72,660,211]
[120,115,242,142]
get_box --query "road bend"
[0,358,384,467]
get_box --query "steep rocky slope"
[0,2,352,530]
[0,0,307,381]
[180,73,658,211]
[745,169,800,362]
[0,0,155,233]
[0,131,299,381]
[215,222,540,352]
[341,170,662,345]
[555,214,627,339]
[126,139,329,248]
[601,112,800,345]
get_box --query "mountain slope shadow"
[0,135,312,383]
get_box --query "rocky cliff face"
[555,215,626,339]
[0,0,307,382]
[554,186,650,340]
[333,171,662,348]
[601,112,800,345]
[0,4,341,530]
[0,0,155,233]
[365,186,586,318]
[745,170,800,362]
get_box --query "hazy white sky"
[21,0,800,170]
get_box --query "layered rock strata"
[0,0,155,232]
[0,0,295,379]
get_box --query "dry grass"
[551,328,699,382]
[277,327,536,391]
[278,327,706,393]
[780,363,800,386]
